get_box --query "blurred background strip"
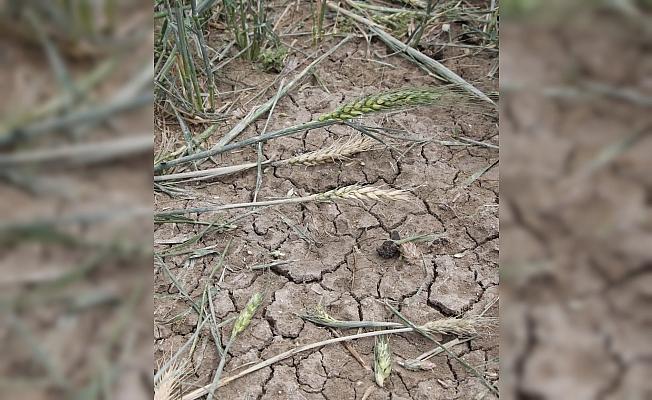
[501,1,652,399]
[0,1,153,399]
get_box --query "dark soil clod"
[377,230,401,259]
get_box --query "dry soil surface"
[155,6,499,400]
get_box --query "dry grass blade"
[374,335,392,387]
[318,87,461,121]
[155,360,189,400]
[277,135,378,166]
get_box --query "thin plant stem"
[205,336,234,400]
[0,136,151,167]
[156,194,311,216]
[181,327,413,400]
[254,78,285,201]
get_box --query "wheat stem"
[0,135,151,167]
[153,162,263,182]
[206,292,263,400]
[205,337,233,400]
[181,327,414,400]
[301,307,494,337]
[153,119,334,173]
[155,185,410,216]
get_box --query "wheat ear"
[318,87,456,121]
[231,292,264,338]
[276,135,378,166]
[155,360,188,400]
[315,184,411,202]
[374,335,392,387]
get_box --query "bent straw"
[181,327,413,400]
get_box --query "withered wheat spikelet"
[301,304,338,325]
[318,88,452,121]
[315,184,411,202]
[374,335,392,387]
[232,292,264,338]
[155,361,188,400]
[399,358,437,371]
[421,316,495,337]
[399,241,422,265]
[278,135,377,166]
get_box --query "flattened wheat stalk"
[182,327,415,400]
[156,184,411,216]
[374,335,392,387]
[276,135,378,166]
[300,306,494,337]
[318,87,460,121]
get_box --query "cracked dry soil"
[154,27,499,400]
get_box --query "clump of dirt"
[377,231,401,259]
